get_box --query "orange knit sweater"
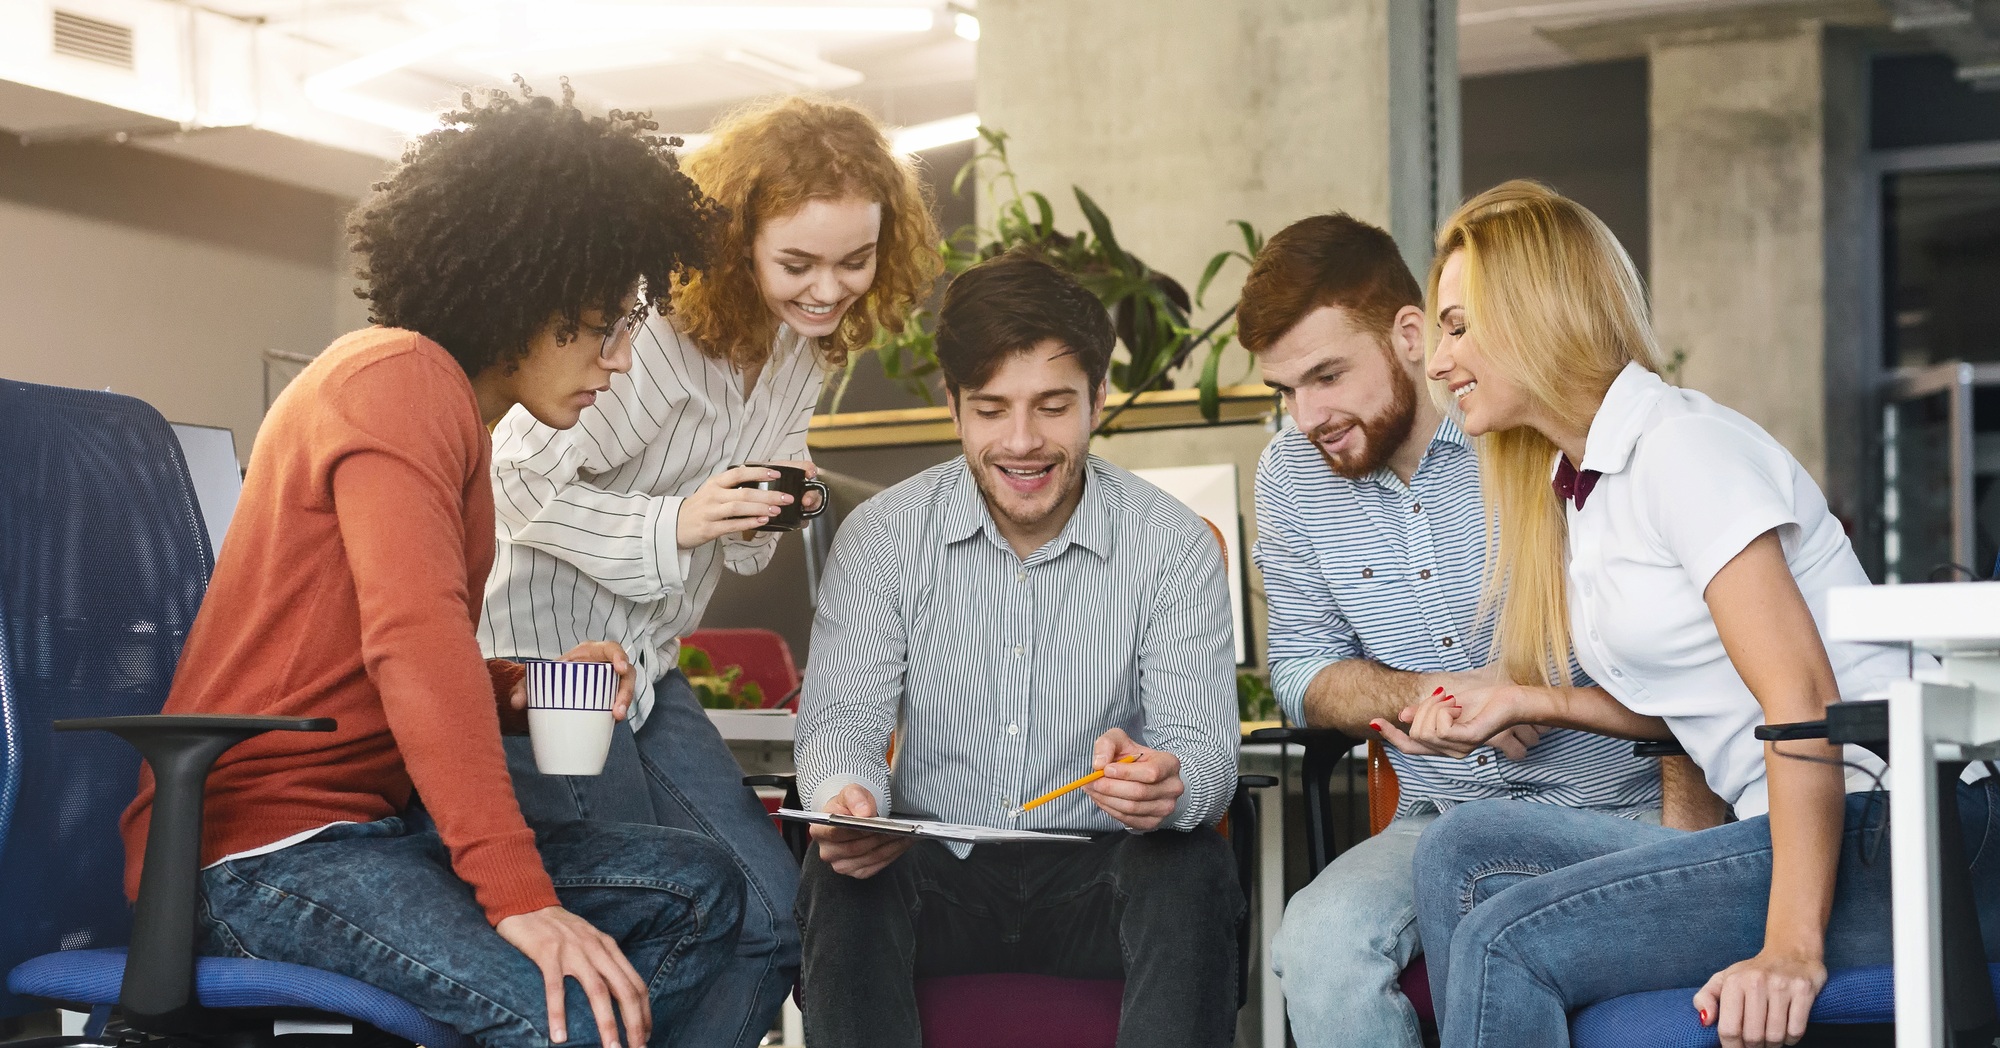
[120,328,558,925]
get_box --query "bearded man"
[1243,213,1664,1048]
[793,249,1243,1048]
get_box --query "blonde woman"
[478,95,941,1048]
[1396,181,2000,1048]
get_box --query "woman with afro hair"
[121,80,744,1048]
[477,93,941,1048]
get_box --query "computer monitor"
[170,422,242,556]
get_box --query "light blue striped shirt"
[797,456,1241,835]
[1252,418,1660,817]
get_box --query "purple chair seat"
[1400,957,1435,1024]
[916,974,1124,1048]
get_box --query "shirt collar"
[940,456,1117,562]
[1360,414,1472,491]
[1578,361,1667,477]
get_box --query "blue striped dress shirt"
[797,456,1241,836]
[1252,418,1660,817]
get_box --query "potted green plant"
[842,128,1264,428]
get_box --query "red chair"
[682,628,802,708]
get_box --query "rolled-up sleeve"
[1139,523,1240,830]
[1252,450,1360,725]
[795,505,905,815]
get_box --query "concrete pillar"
[1645,18,1871,533]
[975,0,1458,313]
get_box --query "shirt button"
[1016,571,1027,583]
[1411,503,1423,513]
[1419,569,1432,580]
[1610,667,1623,678]
[1361,567,1374,579]
[1476,755,1490,766]
[1013,644,1023,657]
[1440,637,1455,648]
[1007,723,1019,736]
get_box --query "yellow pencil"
[1017,754,1140,813]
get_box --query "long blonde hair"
[1426,180,1665,686]
[676,95,942,371]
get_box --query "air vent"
[51,9,135,70]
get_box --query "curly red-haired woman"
[477,94,942,1048]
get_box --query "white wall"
[0,138,353,460]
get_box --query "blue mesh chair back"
[0,379,213,1019]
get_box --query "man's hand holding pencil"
[1079,727,1184,832]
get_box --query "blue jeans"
[1270,812,1437,1048]
[506,669,801,1048]
[1413,780,2000,1047]
[197,808,744,1048]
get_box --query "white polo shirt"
[1565,363,1905,820]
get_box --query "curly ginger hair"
[676,95,942,371]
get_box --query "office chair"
[683,628,803,709]
[0,379,470,1048]
[746,771,1276,1048]
[1243,726,1437,1033]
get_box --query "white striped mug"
[524,660,617,776]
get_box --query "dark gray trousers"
[796,828,1243,1048]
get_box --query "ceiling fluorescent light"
[954,12,980,40]
[304,89,442,136]
[893,113,980,154]
[721,47,865,90]
[553,4,933,34]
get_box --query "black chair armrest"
[56,714,334,1029]
[1632,740,1688,758]
[741,773,808,863]
[1244,726,1358,751]
[1245,726,1361,875]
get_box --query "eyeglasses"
[600,301,649,361]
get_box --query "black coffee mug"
[733,463,829,532]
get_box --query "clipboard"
[774,808,1092,844]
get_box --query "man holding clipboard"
[793,250,1243,1047]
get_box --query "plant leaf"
[1196,251,1233,308]
[1073,187,1131,271]
[1030,191,1054,237]
[1199,338,1227,422]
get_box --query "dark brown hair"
[934,249,1113,396]
[1236,212,1422,354]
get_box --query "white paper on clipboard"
[774,808,1092,844]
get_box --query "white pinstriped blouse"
[796,457,1242,837]
[477,314,823,729]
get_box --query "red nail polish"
[1698,1008,1709,1026]
[1432,687,1445,695]
[1369,720,1382,731]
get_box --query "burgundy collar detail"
[1553,456,1601,509]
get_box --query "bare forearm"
[1660,754,1730,831]
[1535,686,1674,741]
[1763,743,1846,957]
[1301,659,1475,735]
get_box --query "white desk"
[1827,581,2000,1048]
